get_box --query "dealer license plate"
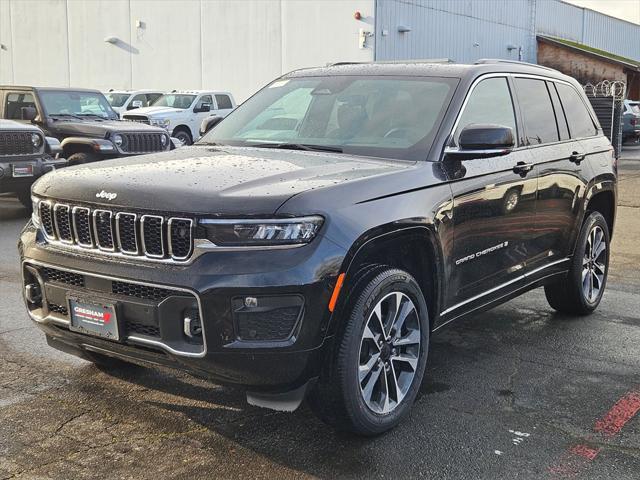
[68,297,119,341]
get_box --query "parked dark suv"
[19,61,616,435]
[0,119,66,208]
[0,86,173,165]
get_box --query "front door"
[444,76,538,311]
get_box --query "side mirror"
[450,124,514,159]
[21,106,37,122]
[128,100,143,110]
[199,116,223,137]
[195,103,211,113]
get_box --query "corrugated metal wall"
[375,0,536,63]
[375,0,640,64]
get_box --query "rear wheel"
[544,211,610,315]
[309,267,430,435]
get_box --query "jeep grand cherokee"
[19,60,617,435]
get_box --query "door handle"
[569,151,586,164]
[512,161,534,177]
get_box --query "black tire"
[67,152,99,166]
[172,128,193,146]
[16,190,32,211]
[544,211,610,315]
[309,266,430,436]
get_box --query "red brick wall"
[537,41,627,85]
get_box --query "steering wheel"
[383,126,422,139]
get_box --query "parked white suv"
[104,89,164,116]
[122,90,236,145]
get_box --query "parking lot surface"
[1,148,640,479]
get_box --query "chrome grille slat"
[36,200,192,262]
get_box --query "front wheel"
[67,152,99,166]
[309,266,430,435]
[544,211,610,315]
[172,129,193,146]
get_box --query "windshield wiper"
[251,142,343,153]
[76,113,109,120]
[49,113,83,121]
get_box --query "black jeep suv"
[0,119,66,208]
[0,86,173,165]
[19,61,617,435]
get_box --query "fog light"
[25,283,41,304]
[244,297,258,308]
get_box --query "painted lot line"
[549,389,640,478]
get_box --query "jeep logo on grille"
[96,190,117,201]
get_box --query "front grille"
[0,131,37,155]
[122,115,150,125]
[112,281,174,301]
[125,321,160,338]
[42,267,85,287]
[119,132,165,153]
[37,200,193,262]
[53,204,73,243]
[48,302,68,316]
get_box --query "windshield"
[39,90,118,119]
[200,75,457,161]
[151,94,196,109]
[104,92,130,108]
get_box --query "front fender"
[60,137,116,155]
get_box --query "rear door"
[445,75,538,311]
[516,78,596,271]
[512,76,588,274]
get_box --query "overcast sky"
[564,0,640,24]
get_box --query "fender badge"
[96,190,117,201]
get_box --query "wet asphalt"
[1,147,640,479]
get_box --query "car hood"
[123,106,185,118]
[32,146,413,215]
[51,119,166,137]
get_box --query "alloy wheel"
[582,225,607,303]
[358,292,421,414]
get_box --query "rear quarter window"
[556,83,598,139]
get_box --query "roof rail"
[474,58,559,72]
[328,58,455,67]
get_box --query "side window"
[215,94,233,110]
[5,92,36,120]
[556,83,598,139]
[454,77,517,145]
[514,78,559,145]
[147,93,162,105]
[195,95,213,110]
[548,83,570,141]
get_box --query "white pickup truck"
[122,90,236,145]
[104,89,164,116]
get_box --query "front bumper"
[0,154,67,194]
[19,222,346,391]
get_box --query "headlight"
[31,133,42,148]
[151,118,171,129]
[113,134,124,147]
[199,216,324,247]
[160,134,168,147]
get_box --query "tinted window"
[556,83,598,138]
[215,94,233,109]
[104,92,130,107]
[5,92,36,120]
[455,77,516,145]
[147,93,162,105]
[515,78,559,145]
[130,93,148,108]
[549,83,570,141]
